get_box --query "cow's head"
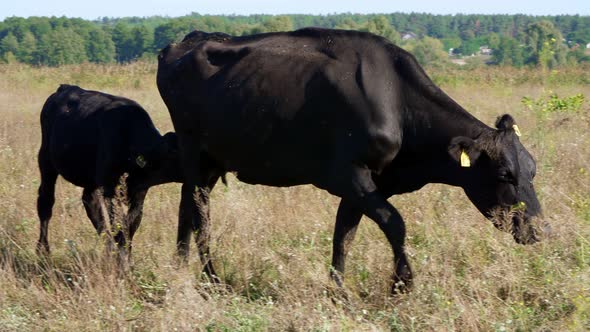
[448,114,546,244]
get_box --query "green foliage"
[16,31,36,63]
[112,23,133,62]
[493,36,526,67]
[34,27,88,66]
[87,28,115,63]
[441,37,462,53]
[334,18,361,31]
[405,36,448,67]
[487,33,500,49]
[568,47,590,64]
[0,33,19,61]
[525,21,568,68]
[567,27,590,49]
[0,14,590,67]
[362,16,400,44]
[456,37,487,56]
[153,19,196,51]
[253,16,294,33]
[521,91,586,120]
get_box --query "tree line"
[1,13,589,67]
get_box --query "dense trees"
[493,36,525,67]
[405,36,449,66]
[1,13,589,67]
[87,28,116,63]
[524,21,568,69]
[362,16,400,44]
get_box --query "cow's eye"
[498,169,515,184]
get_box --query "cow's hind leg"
[36,153,58,256]
[330,198,362,287]
[335,167,413,294]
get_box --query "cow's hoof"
[391,278,412,295]
[36,242,50,257]
[391,265,413,295]
[329,269,345,288]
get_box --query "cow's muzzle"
[512,214,550,245]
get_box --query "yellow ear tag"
[512,124,522,137]
[136,155,147,168]
[460,150,471,168]
[511,201,527,212]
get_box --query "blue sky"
[1,0,589,20]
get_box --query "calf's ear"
[448,136,482,168]
[162,132,179,155]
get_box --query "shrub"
[521,91,586,118]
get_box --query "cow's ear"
[448,136,481,168]
[496,114,522,137]
[495,114,515,130]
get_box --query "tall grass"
[0,63,589,331]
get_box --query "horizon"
[4,11,590,21]
[2,0,589,21]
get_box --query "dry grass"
[0,63,589,331]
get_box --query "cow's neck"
[399,88,491,188]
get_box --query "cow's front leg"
[177,183,194,259]
[337,166,413,294]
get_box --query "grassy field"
[0,62,589,331]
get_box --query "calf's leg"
[100,180,131,265]
[82,187,115,251]
[125,188,148,258]
[36,165,58,256]
[82,187,108,235]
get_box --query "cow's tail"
[39,88,61,139]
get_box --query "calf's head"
[130,132,183,188]
[448,114,546,244]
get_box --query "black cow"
[156,28,544,293]
[37,84,181,257]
